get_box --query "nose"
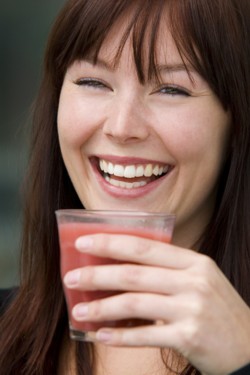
[103,96,150,144]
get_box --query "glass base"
[69,326,98,342]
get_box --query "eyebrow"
[81,57,194,74]
[156,63,195,74]
[82,56,116,71]
[77,57,199,87]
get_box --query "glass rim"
[55,209,175,219]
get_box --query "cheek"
[58,93,80,148]
[157,105,230,164]
[57,91,102,148]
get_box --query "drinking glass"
[56,209,175,341]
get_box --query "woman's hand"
[64,234,250,375]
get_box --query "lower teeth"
[105,175,147,189]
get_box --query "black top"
[230,363,250,375]
[0,288,249,374]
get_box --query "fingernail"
[96,329,113,342]
[73,304,89,319]
[64,270,81,287]
[75,236,94,251]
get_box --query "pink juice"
[59,222,171,333]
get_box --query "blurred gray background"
[0,1,65,287]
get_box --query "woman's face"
[57,20,231,246]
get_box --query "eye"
[74,78,110,90]
[156,84,190,97]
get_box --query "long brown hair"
[1,0,250,374]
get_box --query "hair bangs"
[48,0,172,87]
[47,0,247,112]
[166,0,246,111]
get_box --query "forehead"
[92,9,186,76]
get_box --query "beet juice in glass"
[56,209,175,342]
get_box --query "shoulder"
[0,287,18,315]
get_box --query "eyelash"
[74,78,109,89]
[156,85,190,97]
[74,78,190,97]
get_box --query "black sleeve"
[0,288,18,315]
[230,363,250,375]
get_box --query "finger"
[72,292,182,323]
[75,233,200,269]
[95,322,183,349]
[64,263,189,295]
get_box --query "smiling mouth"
[94,157,172,189]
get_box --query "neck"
[58,335,188,375]
[93,344,187,375]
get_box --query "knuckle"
[195,278,212,298]
[122,265,142,286]
[97,233,111,254]
[189,297,206,318]
[190,255,217,297]
[198,254,216,274]
[180,321,201,353]
[134,239,152,257]
[186,276,210,299]
[122,293,141,315]
[82,266,96,287]
[89,299,103,320]
[131,330,151,344]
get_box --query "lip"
[90,155,174,199]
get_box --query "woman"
[1,0,250,374]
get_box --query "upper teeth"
[99,159,169,178]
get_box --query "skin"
[58,20,231,249]
[57,15,250,375]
